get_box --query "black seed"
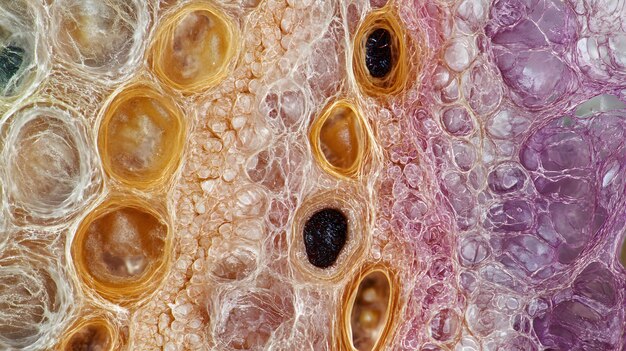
[0,45,24,89]
[303,207,348,269]
[365,28,393,78]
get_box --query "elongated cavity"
[365,28,393,78]
[303,208,348,268]
[319,105,363,172]
[350,271,391,351]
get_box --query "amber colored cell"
[98,85,185,189]
[341,267,398,351]
[352,8,409,97]
[71,197,170,304]
[310,100,367,178]
[150,2,238,92]
[60,319,114,351]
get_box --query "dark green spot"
[0,45,25,90]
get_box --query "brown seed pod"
[290,185,370,283]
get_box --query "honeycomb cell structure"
[0,0,624,350]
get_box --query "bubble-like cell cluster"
[0,0,624,350]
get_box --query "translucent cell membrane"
[71,197,170,304]
[0,251,71,350]
[52,0,148,79]
[150,2,239,93]
[98,85,185,189]
[2,103,100,225]
[310,100,367,178]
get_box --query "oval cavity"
[350,271,392,351]
[72,198,169,303]
[54,0,147,76]
[151,4,237,92]
[310,100,366,178]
